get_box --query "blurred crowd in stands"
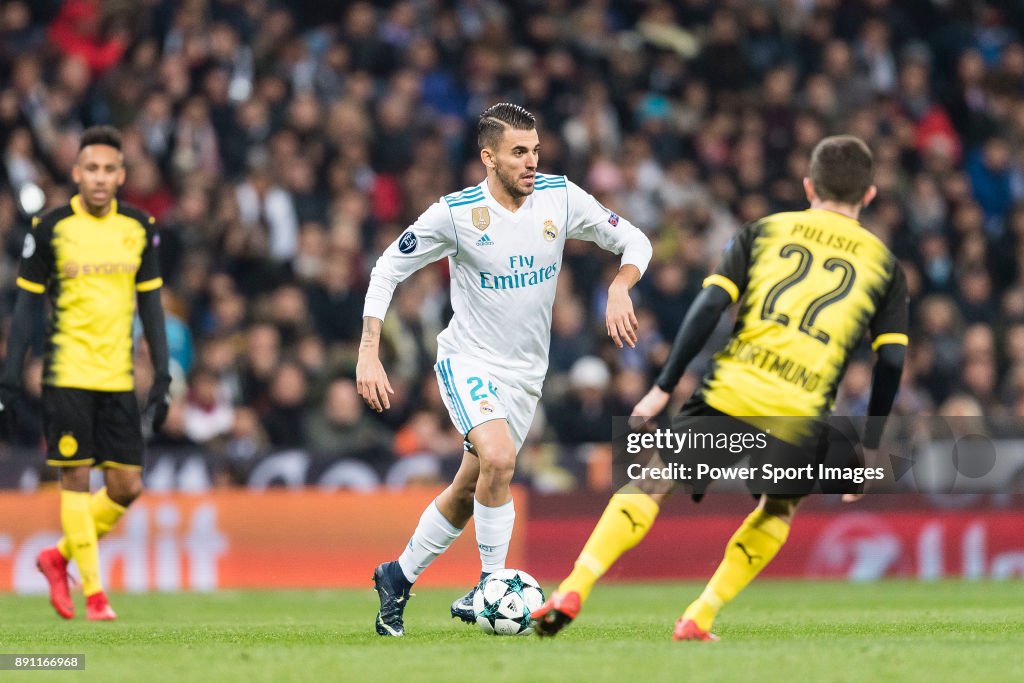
[2,0,1024,489]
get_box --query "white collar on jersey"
[481,177,534,220]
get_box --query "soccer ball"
[472,568,545,635]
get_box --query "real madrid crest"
[471,207,490,231]
[543,219,559,242]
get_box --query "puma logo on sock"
[735,542,761,564]
[620,509,644,532]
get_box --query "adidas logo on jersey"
[476,234,495,247]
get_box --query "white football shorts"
[434,355,540,453]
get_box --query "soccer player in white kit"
[358,103,652,636]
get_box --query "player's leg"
[56,485,130,557]
[535,406,704,636]
[675,494,801,641]
[434,419,521,623]
[432,451,496,623]
[533,456,673,636]
[37,387,98,620]
[373,357,490,636]
[449,369,535,623]
[397,451,477,585]
[72,390,147,621]
[97,466,142,526]
[55,461,140,554]
[36,465,93,620]
[374,457,476,636]
[466,417,517,561]
[50,479,134,622]
[60,465,105,609]
[380,450,479,630]
[434,451,479,529]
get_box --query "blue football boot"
[451,572,489,623]
[373,561,412,637]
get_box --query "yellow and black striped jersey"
[17,195,163,391]
[699,208,908,423]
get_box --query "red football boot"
[86,592,117,621]
[36,547,74,620]
[673,618,720,642]
[532,591,582,637]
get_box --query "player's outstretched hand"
[606,286,639,349]
[631,385,670,419]
[356,355,394,412]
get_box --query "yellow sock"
[60,490,102,596]
[57,488,127,560]
[682,509,790,631]
[558,485,659,602]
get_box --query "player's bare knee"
[760,494,800,522]
[636,477,673,498]
[59,466,91,492]
[477,449,516,483]
[107,475,144,506]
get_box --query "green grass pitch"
[1,581,1022,682]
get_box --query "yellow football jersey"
[17,195,163,391]
[699,208,908,422]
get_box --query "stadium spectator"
[548,356,616,445]
[1,0,1024,492]
[304,377,393,460]
[183,366,235,446]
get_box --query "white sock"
[397,501,463,584]
[474,497,516,574]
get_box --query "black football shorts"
[43,386,144,469]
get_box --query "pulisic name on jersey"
[790,224,862,255]
[479,255,558,290]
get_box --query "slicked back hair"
[809,135,873,205]
[477,103,536,150]
[79,125,123,152]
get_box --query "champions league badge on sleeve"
[398,231,418,254]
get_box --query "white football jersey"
[364,173,652,387]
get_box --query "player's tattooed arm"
[359,316,382,352]
[356,316,394,412]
